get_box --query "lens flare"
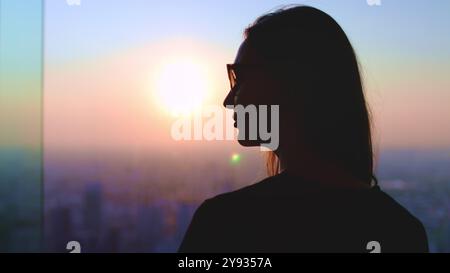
[230,153,241,165]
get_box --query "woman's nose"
[223,90,235,108]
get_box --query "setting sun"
[154,58,210,116]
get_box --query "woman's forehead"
[234,39,260,64]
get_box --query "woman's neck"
[276,148,370,190]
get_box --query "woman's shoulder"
[192,175,283,220]
[365,187,429,252]
[208,174,283,204]
[370,187,427,230]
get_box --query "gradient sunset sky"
[7,0,450,151]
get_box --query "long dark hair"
[244,6,376,185]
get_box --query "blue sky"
[45,0,450,63]
[1,0,42,148]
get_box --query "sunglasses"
[226,64,239,90]
[227,64,249,105]
[227,63,273,90]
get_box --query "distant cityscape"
[43,148,258,253]
[376,150,450,252]
[1,148,449,252]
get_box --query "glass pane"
[0,0,43,252]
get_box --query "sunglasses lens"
[227,65,237,89]
[230,69,236,89]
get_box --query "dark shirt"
[178,171,429,253]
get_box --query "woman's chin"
[237,139,262,147]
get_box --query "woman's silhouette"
[178,6,428,253]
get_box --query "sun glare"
[154,58,210,116]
